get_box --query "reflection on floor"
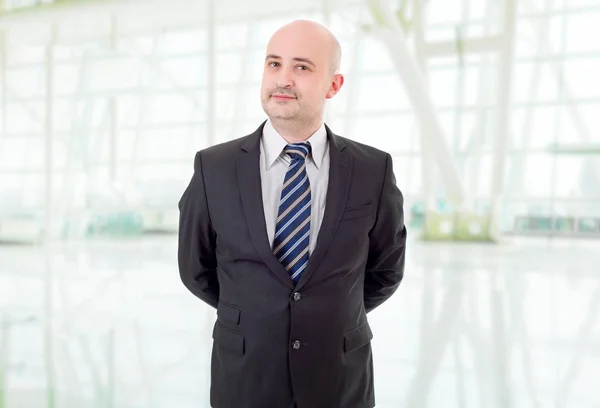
[1,234,599,407]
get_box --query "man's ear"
[326,74,344,99]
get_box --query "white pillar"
[366,0,466,207]
[206,0,216,146]
[0,315,8,408]
[43,248,56,408]
[43,24,57,408]
[109,14,118,184]
[341,25,364,137]
[229,22,255,139]
[412,0,435,212]
[322,0,333,125]
[489,0,517,235]
[44,25,57,241]
[0,28,6,141]
[109,97,117,183]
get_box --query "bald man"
[178,20,406,408]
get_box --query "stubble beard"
[261,90,323,139]
[263,95,309,125]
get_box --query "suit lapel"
[237,123,295,289]
[296,127,352,291]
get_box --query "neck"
[270,118,322,144]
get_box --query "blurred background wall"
[0,0,599,407]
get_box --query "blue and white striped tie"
[272,142,311,283]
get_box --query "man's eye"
[269,61,280,67]
[297,65,308,70]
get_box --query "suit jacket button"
[292,292,301,301]
[292,340,301,350]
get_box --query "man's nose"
[276,67,294,88]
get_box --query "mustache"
[270,88,298,97]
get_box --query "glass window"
[146,92,201,125]
[394,156,423,196]
[217,23,251,49]
[0,138,40,170]
[428,67,458,108]
[463,64,487,107]
[513,62,558,103]
[574,104,600,142]
[508,153,554,197]
[6,45,45,67]
[6,66,44,99]
[54,63,80,96]
[359,38,395,74]
[563,57,600,99]
[89,57,141,91]
[511,106,560,149]
[215,52,243,85]
[347,114,416,152]
[554,156,585,197]
[249,49,267,82]
[356,74,411,112]
[243,85,266,121]
[6,102,44,134]
[160,29,206,54]
[424,0,464,26]
[457,111,479,152]
[566,11,600,53]
[137,127,190,160]
[154,57,206,88]
[116,35,156,56]
[556,104,584,144]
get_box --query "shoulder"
[199,135,248,159]
[333,134,391,170]
[191,130,260,170]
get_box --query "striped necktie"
[272,142,312,283]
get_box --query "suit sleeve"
[364,153,407,313]
[178,151,219,309]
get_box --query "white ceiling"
[1,0,364,45]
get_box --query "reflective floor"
[1,233,599,407]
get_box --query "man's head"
[260,20,344,130]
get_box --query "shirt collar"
[262,119,327,170]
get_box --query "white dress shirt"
[260,119,330,254]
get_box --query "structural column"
[0,28,6,141]
[365,0,466,207]
[44,23,57,408]
[412,0,435,212]
[206,0,216,146]
[44,25,57,240]
[490,0,517,236]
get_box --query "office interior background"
[1,0,599,406]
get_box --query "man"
[178,19,406,408]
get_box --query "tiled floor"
[1,234,599,407]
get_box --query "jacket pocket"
[344,322,373,353]
[217,300,241,325]
[340,203,372,221]
[213,321,245,355]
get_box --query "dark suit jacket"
[178,122,406,408]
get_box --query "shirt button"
[292,340,301,350]
[292,292,301,301]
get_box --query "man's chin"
[270,115,295,121]
[265,107,298,120]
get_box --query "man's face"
[260,26,341,125]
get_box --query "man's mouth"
[271,93,296,100]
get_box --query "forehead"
[266,28,330,66]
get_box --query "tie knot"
[284,143,311,161]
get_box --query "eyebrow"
[265,54,316,68]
